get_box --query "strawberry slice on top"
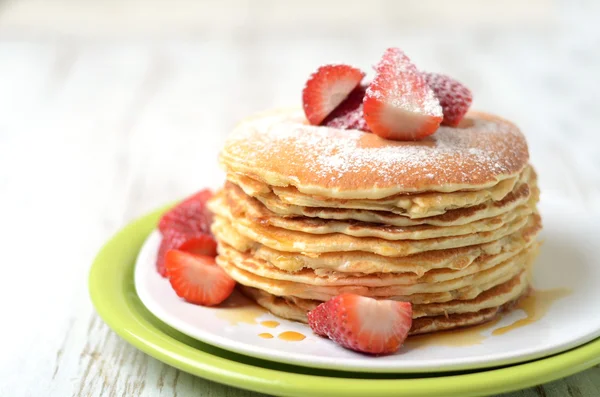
[364,48,443,141]
[423,72,473,127]
[165,250,235,306]
[302,64,365,125]
[307,294,413,355]
[322,84,370,132]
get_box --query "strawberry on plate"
[156,189,216,277]
[423,72,473,127]
[307,294,412,355]
[302,64,365,125]
[322,84,370,132]
[156,231,217,277]
[364,48,443,141]
[158,189,214,236]
[165,250,235,306]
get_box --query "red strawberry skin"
[165,250,235,306]
[158,189,213,236]
[156,189,216,277]
[302,64,365,125]
[364,48,443,141]
[157,230,187,277]
[423,72,472,127]
[322,84,370,132]
[307,294,413,355]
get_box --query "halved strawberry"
[307,294,412,355]
[179,235,217,256]
[165,250,235,306]
[423,72,472,127]
[322,84,370,132]
[156,232,217,277]
[302,64,365,125]
[363,48,443,141]
[158,189,213,236]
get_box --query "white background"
[0,0,599,396]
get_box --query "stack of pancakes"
[208,109,542,335]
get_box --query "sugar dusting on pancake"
[221,109,529,198]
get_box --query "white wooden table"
[1,0,599,395]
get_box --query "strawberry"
[302,64,365,125]
[158,189,213,236]
[363,48,443,141]
[307,294,412,355]
[322,84,370,132]
[156,231,217,277]
[423,72,472,127]
[165,250,236,306]
[156,230,187,277]
[178,234,217,256]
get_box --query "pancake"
[229,166,531,218]
[219,108,529,199]
[210,199,537,257]
[210,107,541,337]
[242,282,524,334]
[221,182,535,240]
[211,213,541,275]
[218,241,538,287]
[238,269,530,333]
[230,175,536,226]
[218,242,535,293]
[216,246,533,304]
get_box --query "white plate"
[134,200,600,373]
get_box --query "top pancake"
[220,108,529,199]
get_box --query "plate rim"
[89,206,600,397]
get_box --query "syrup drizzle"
[406,287,571,348]
[492,287,571,336]
[217,291,267,325]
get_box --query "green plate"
[89,207,600,397]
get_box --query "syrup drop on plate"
[260,320,280,329]
[278,331,306,342]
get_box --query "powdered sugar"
[223,109,529,194]
[366,48,443,117]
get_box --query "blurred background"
[0,1,599,396]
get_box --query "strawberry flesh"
[322,84,370,132]
[302,64,365,125]
[423,72,472,127]
[364,48,443,141]
[307,294,412,355]
[165,250,235,306]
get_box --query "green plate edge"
[89,207,600,397]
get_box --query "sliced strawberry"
[423,72,472,127]
[322,84,370,132]
[165,250,235,306]
[302,64,365,125]
[307,294,412,355]
[364,48,443,141]
[179,234,217,257]
[158,189,213,236]
[156,230,187,277]
[156,232,217,277]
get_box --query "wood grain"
[0,0,599,396]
